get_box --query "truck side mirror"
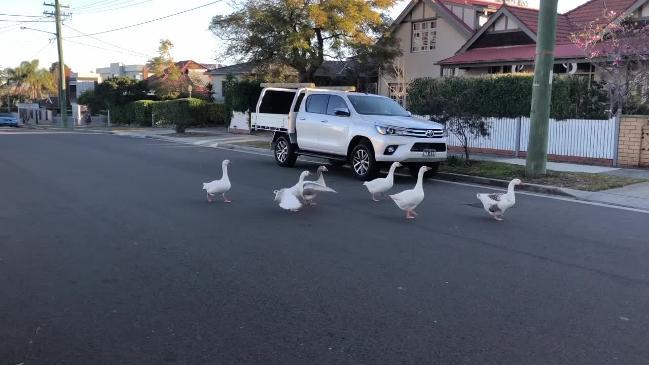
[334,109,351,117]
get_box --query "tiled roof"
[438,43,585,65]
[439,0,502,7]
[504,6,575,43]
[565,0,639,27]
[204,62,257,75]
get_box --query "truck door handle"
[298,118,306,121]
[320,120,328,123]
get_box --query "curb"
[435,172,576,197]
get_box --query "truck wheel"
[407,162,439,178]
[350,142,379,180]
[273,135,297,167]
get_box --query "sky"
[0,0,590,74]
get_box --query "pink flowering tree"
[571,11,649,116]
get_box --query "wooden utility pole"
[44,0,69,128]
[525,0,558,176]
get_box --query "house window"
[442,68,457,77]
[388,83,406,106]
[412,20,436,52]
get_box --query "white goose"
[274,171,336,211]
[389,165,431,219]
[202,160,232,203]
[304,166,329,205]
[363,162,401,201]
[476,178,521,221]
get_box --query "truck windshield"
[347,95,410,117]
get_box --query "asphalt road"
[1,130,649,365]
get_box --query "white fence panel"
[444,116,616,159]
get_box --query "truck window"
[259,90,296,114]
[326,95,349,116]
[305,94,329,114]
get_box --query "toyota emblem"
[426,130,435,137]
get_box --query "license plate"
[422,149,436,157]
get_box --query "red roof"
[439,0,502,7]
[504,6,575,43]
[565,0,639,27]
[438,43,586,66]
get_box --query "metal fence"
[413,115,617,159]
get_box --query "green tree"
[78,76,149,114]
[5,60,55,100]
[148,39,185,99]
[209,0,400,82]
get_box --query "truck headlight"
[375,125,396,135]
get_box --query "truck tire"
[407,162,439,178]
[273,135,297,167]
[349,142,379,180]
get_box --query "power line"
[63,37,148,57]
[63,24,151,57]
[75,0,153,14]
[0,13,44,17]
[0,19,54,23]
[67,0,221,38]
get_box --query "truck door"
[296,93,330,151]
[321,95,352,155]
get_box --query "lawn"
[440,160,646,192]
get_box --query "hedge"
[407,74,608,120]
[151,98,231,133]
[132,100,155,126]
[107,98,231,131]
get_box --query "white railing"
[414,115,617,160]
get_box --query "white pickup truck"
[251,86,448,180]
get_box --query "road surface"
[1,130,648,364]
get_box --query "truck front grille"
[403,128,444,138]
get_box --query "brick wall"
[617,115,649,167]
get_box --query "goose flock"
[203,159,522,220]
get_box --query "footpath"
[28,123,649,212]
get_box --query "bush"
[205,103,231,125]
[223,75,263,113]
[408,74,608,120]
[151,98,231,132]
[132,100,155,126]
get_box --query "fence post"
[612,114,620,166]
[514,117,522,158]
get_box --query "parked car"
[0,116,19,127]
[251,86,448,180]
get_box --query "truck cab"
[251,85,447,180]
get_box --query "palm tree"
[6,60,55,101]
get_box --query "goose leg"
[493,213,504,221]
[222,193,231,203]
[372,193,380,202]
[406,209,416,219]
[206,193,213,203]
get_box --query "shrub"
[223,75,263,113]
[205,103,231,125]
[132,100,155,126]
[408,74,608,120]
[150,98,230,132]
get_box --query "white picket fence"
[414,116,617,160]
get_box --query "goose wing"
[301,181,336,195]
[279,190,303,210]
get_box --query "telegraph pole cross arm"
[44,1,70,128]
[525,0,558,176]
